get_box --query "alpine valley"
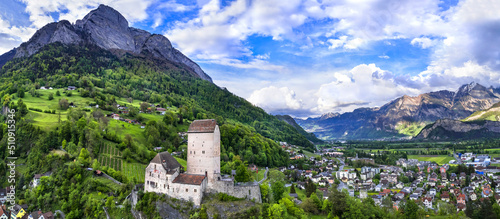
[295,82,500,140]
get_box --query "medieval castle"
[144,119,261,205]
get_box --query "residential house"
[457,203,466,211]
[401,187,413,195]
[394,193,405,200]
[429,188,436,196]
[483,186,493,197]
[470,192,477,201]
[311,175,322,183]
[441,192,450,202]
[67,86,76,90]
[360,190,367,199]
[42,212,54,219]
[393,200,400,211]
[460,172,466,181]
[422,196,433,208]
[10,204,28,219]
[372,195,382,206]
[457,194,466,205]
[409,194,419,200]
[29,211,42,219]
[395,182,404,189]
[0,205,8,219]
[348,189,354,197]
[441,173,448,182]
[0,189,6,204]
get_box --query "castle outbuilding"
[144,119,261,206]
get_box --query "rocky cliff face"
[2,4,212,82]
[296,82,500,140]
[415,119,500,140]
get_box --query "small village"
[279,143,500,213]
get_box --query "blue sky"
[1,0,500,118]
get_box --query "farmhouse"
[145,119,261,206]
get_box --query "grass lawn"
[93,177,123,191]
[407,155,454,165]
[302,150,321,159]
[16,158,28,175]
[175,157,187,169]
[250,167,266,181]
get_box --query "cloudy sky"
[1,0,500,118]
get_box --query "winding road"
[258,167,269,184]
[336,158,347,191]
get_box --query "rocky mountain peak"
[320,112,340,120]
[76,4,128,30]
[74,4,137,53]
[1,4,213,82]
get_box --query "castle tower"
[187,119,221,188]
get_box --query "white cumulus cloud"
[248,86,303,114]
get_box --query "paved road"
[336,158,347,191]
[258,167,269,184]
[453,153,463,164]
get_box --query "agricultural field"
[122,162,146,183]
[407,155,454,165]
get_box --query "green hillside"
[0,43,314,217]
[464,102,500,122]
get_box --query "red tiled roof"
[172,174,206,185]
[188,119,217,133]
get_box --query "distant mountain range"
[296,82,500,140]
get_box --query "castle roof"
[172,173,206,185]
[188,119,217,133]
[150,152,181,171]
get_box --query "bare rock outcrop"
[2,4,213,82]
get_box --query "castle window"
[186,188,188,192]
[249,190,251,195]
[149,172,151,176]
[164,184,166,189]
[202,151,205,154]
[168,185,169,190]
[194,189,197,192]
[190,151,192,154]
[194,151,196,154]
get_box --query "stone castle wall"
[168,180,207,206]
[207,180,262,203]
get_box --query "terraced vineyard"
[98,144,123,171]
